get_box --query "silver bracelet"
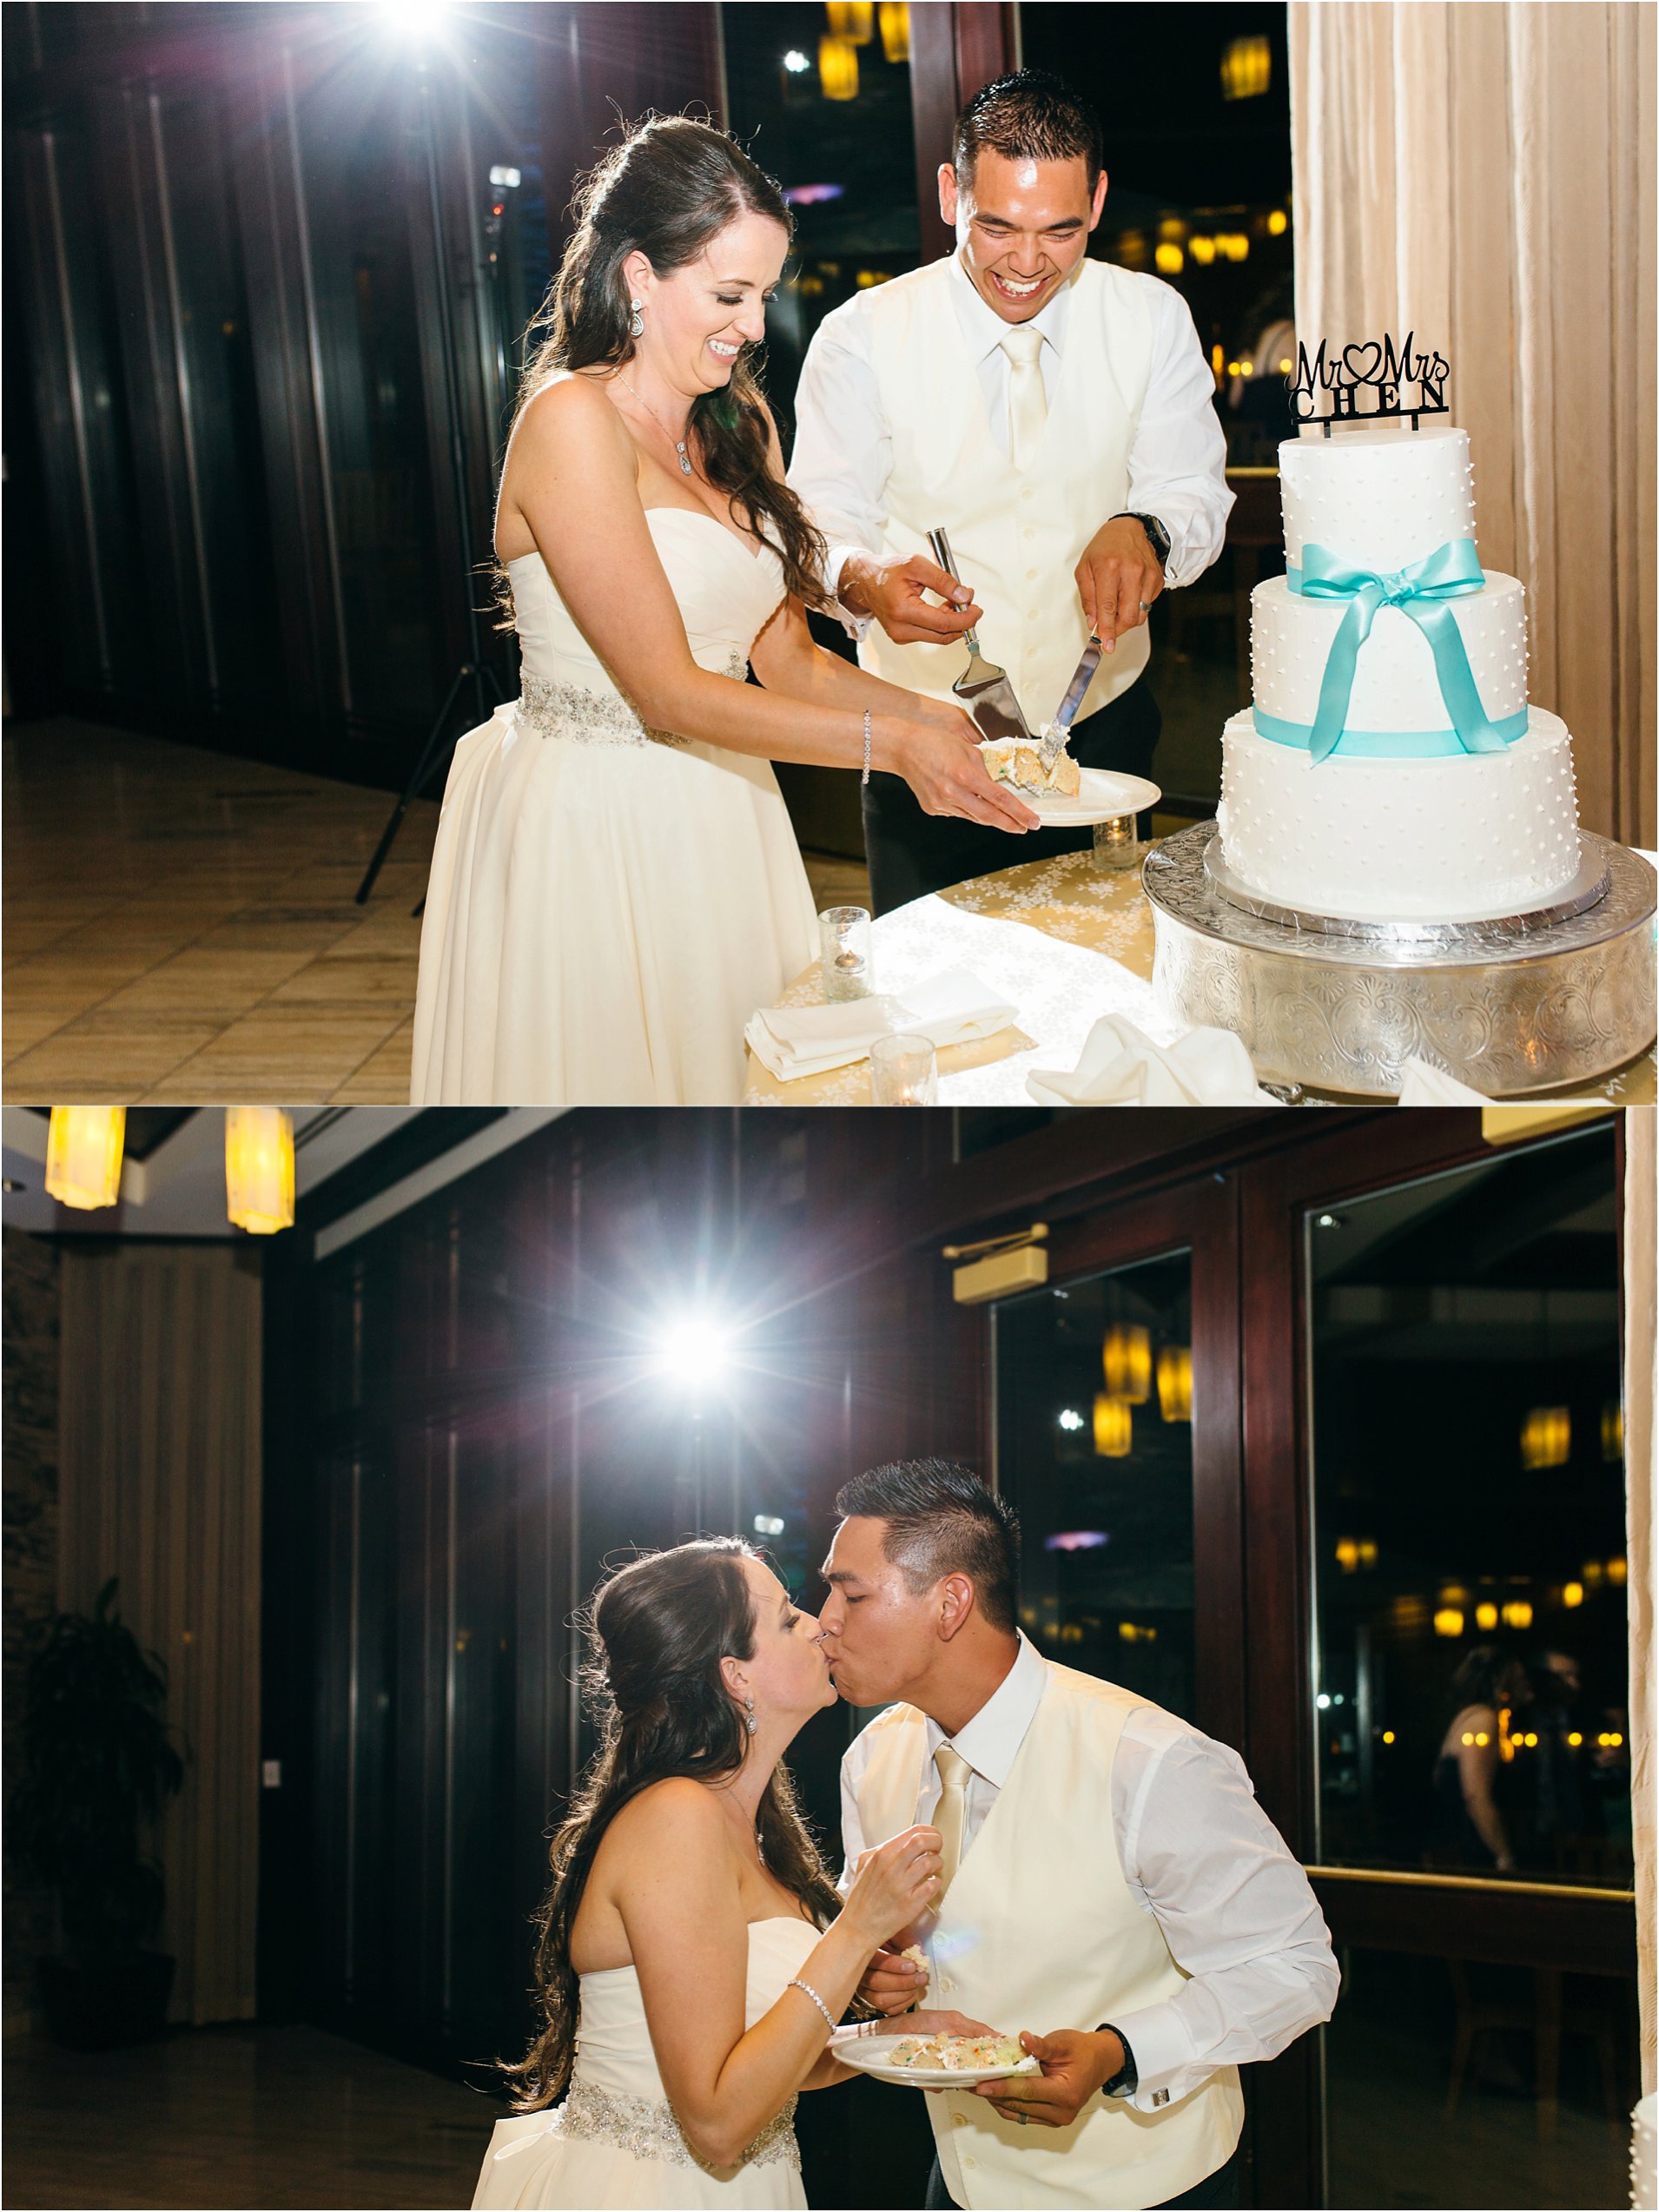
[787,1977,837,2031]
[861,709,872,786]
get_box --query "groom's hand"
[841,553,982,644]
[1075,518,1164,653]
[974,2028,1125,2129]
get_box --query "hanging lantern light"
[1432,1607,1464,1639]
[44,1107,126,1211]
[1501,1599,1534,1630]
[1093,1394,1132,1458]
[825,1,874,42]
[1219,33,1271,101]
[1475,1601,1499,1632]
[1601,1400,1623,1462]
[1101,1324,1152,1404]
[877,1,909,62]
[1155,1344,1192,1423]
[225,1107,294,1235]
[818,34,859,98]
[1520,1405,1570,1469]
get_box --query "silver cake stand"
[1143,824,1657,1098]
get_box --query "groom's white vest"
[856,254,1154,730]
[852,1661,1243,2211]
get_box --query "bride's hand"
[893,718,1041,834]
[843,1824,944,1946]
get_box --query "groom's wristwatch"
[1095,2023,1140,2101]
[1111,512,1171,569]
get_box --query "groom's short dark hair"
[954,69,1104,194]
[835,1460,1020,1634]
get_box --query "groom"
[790,69,1233,915]
[818,1461,1337,2212]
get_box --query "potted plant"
[18,1577,186,2049]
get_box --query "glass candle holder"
[819,906,873,1000]
[869,1032,938,1106]
[1092,813,1141,872]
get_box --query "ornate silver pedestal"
[1144,824,1656,1098]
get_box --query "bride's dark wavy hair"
[504,115,830,617]
[501,1539,842,2113]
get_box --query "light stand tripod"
[356,58,506,910]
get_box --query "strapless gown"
[472,1918,819,2210]
[411,510,819,1104]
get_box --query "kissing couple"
[473,1463,1337,2211]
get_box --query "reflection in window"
[1308,1127,1629,1889]
[993,1255,1194,1720]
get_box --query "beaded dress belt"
[518,652,747,749]
[548,2078,800,2172]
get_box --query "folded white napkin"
[1395,1056,1492,1105]
[745,967,1017,1083]
[1025,1014,1280,1106]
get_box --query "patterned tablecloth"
[742,846,1657,1108]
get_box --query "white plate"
[1025,767,1162,826]
[836,2034,1041,2088]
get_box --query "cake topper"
[1288,333,1451,436]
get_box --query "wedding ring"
[1138,600,1150,611]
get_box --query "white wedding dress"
[472,1918,819,2210]
[411,497,819,1105]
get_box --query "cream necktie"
[1000,324,1048,472]
[932,1743,972,1901]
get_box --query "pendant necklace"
[614,370,694,477]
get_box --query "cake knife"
[926,527,1032,744]
[1039,634,1104,775]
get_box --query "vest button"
[952,2114,967,2129]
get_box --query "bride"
[411,116,1036,1106]
[473,1541,984,2209]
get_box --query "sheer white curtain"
[1288,2,1656,848]
[57,1245,262,2027]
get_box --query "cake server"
[1040,634,1103,774]
[926,527,1032,744]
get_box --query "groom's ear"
[937,162,960,228]
[936,1574,977,1641]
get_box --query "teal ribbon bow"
[1289,539,1506,764]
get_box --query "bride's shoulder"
[516,369,630,452]
[611,1774,728,1846]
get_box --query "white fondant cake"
[1252,571,1529,738]
[1216,419,1583,923]
[1217,708,1580,922]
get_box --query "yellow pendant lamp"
[825,0,874,41]
[1155,1344,1192,1423]
[1519,1405,1570,1470]
[44,1107,126,1211]
[877,2,909,62]
[225,1108,295,1235]
[818,34,858,99]
[1101,1323,1151,1404]
[1093,1394,1132,1458]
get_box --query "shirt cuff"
[1101,1999,1202,2113]
[824,544,876,644]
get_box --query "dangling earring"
[629,296,645,340]
[744,1695,758,1736]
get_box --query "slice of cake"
[981,733,1081,798]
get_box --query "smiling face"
[940,148,1106,323]
[625,210,790,399]
[816,1516,942,1710]
[724,1555,836,1726]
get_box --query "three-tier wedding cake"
[1213,420,1583,925]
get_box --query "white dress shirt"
[789,254,1233,617]
[839,1634,1338,2115]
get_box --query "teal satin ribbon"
[1252,704,1530,758]
[1287,539,1509,764]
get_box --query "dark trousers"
[861,677,1162,917]
[923,2149,1239,2210]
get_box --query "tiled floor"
[3,719,869,1105]
[2,2023,493,2209]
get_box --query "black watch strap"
[1095,2022,1139,2098]
[1113,511,1171,567]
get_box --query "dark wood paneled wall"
[2,3,720,782]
